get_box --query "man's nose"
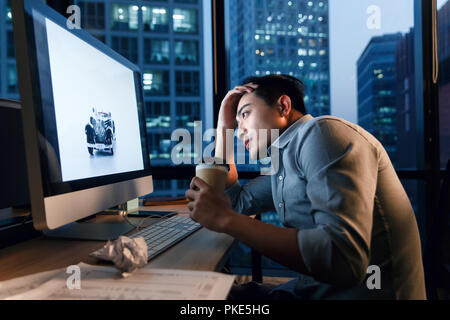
[236,122,246,141]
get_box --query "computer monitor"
[11,0,154,239]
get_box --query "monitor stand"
[43,221,135,241]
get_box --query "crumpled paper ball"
[90,236,148,276]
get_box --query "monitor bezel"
[13,0,152,199]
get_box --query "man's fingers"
[185,189,198,201]
[243,83,258,89]
[190,176,210,191]
[231,85,255,94]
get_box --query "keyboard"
[130,215,202,261]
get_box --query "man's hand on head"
[218,83,258,129]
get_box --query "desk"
[0,204,237,281]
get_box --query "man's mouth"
[244,139,250,150]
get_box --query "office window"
[173,8,198,33]
[144,39,170,64]
[176,102,200,127]
[92,34,105,43]
[143,70,170,96]
[438,0,450,168]
[111,36,138,63]
[150,179,174,197]
[145,101,171,128]
[7,30,15,58]
[175,40,199,65]
[111,3,139,31]
[78,1,105,30]
[175,71,199,96]
[6,1,12,24]
[143,6,169,32]
[175,0,197,4]
[153,179,172,192]
[148,133,172,160]
[7,64,18,93]
[149,179,190,197]
[176,179,190,191]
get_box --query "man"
[185,75,426,300]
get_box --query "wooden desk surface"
[0,204,237,281]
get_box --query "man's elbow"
[328,247,369,287]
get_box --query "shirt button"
[278,202,284,208]
[279,175,283,181]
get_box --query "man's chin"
[249,150,259,161]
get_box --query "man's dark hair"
[242,74,307,114]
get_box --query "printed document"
[1,263,235,300]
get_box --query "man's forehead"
[237,92,256,108]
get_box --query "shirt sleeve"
[225,175,275,216]
[296,119,379,287]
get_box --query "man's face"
[235,92,283,160]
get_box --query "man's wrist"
[221,209,239,234]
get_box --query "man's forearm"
[215,126,238,188]
[223,210,309,274]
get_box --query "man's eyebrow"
[236,103,251,119]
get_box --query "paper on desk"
[0,268,65,299]
[4,263,235,300]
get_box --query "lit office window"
[7,30,15,58]
[176,102,200,127]
[145,101,171,128]
[149,133,172,160]
[144,39,170,64]
[6,1,12,23]
[173,8,197,33]
[111,3,139,31]
[438,0,450,168]
[142,6,169,32]
[175,71,199,96]
[78,1,105,30]
[7,64,18,93]
[111,36,138,63]
[143,70,170,96]
[174,40,199,65]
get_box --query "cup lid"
[196,163,229,173]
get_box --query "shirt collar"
[268,114,313,155]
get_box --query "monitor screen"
[45,18,144,182]
[17,0,152,198]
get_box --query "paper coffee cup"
[195,163,229,194]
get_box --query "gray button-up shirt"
[225,114,426,300]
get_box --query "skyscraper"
[357,33,402,167]
[228,0,330,117]
[396,28,416,170]
[1,0,211,196]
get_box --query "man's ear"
[277,95,292,117]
